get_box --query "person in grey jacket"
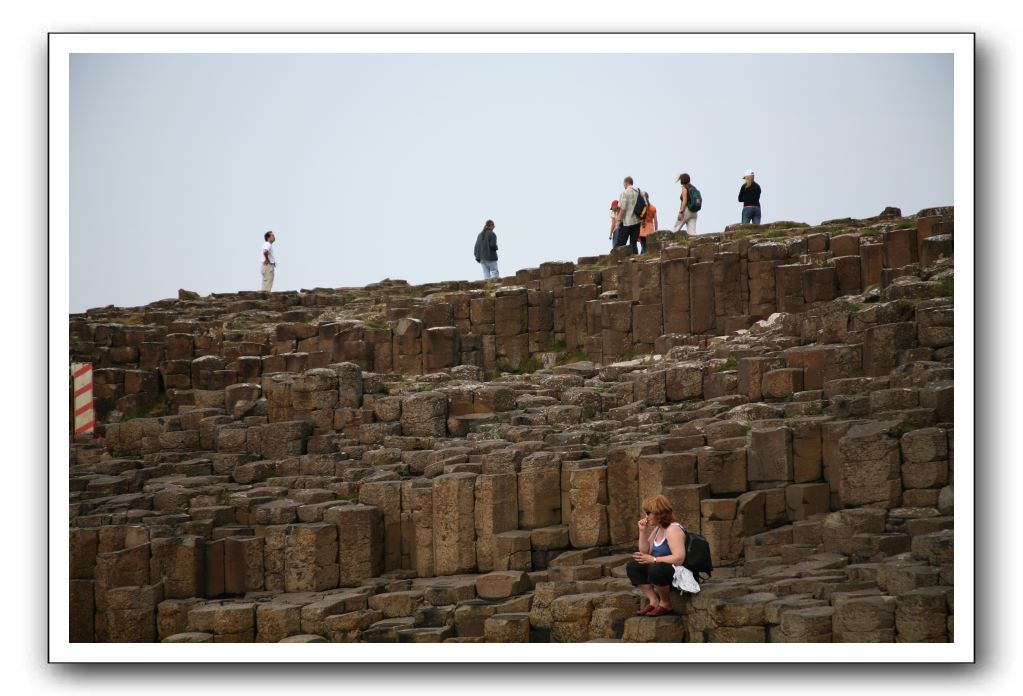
[474,219,499,280]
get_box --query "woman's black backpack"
[682,531,713,583]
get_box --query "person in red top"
[638,191,658,254]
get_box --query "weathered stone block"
[638,452,698,504]
[830,255,863,294]
[474,473,519,572]
[902,459,949,490]
[838,421,902,507]
[778,606,834,642]
[748,427,793,483]
[408,484,435,578]
[864,322,917,377]
[738,357,784,402]
[150,535,205,599]
[367,590,424,620]
[70,579,95,642]
[284,523,338,592]
[896,587,949,642]
[391,318,424,375]
[484,613,531,642]
[324,504,383,586]
[259,420,311,458]
[661,258,692,333]
[518,452,562,529]
[665,362,704,402]
[604,444,649,544]
[256,602,303,643]
[433,473,478,575]
[697,448,748,496]
[821,508,887,555]
[622,615,685,642]
[531,525,571,551]
[188,602,256,638]
[568,465,610,548]
[712,592,778,627]
[476,571,531,600]
[106,584,163,642]
[401,392,448,437]
[832,593,896,636]
[663,483,710,534]
[761,368,804,400]
[224,536,264,594]
[802,267,838,304]
[359,480,403,572]
[784,483,830,521]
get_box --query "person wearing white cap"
[738,170,762,225]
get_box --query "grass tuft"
[716,357,738,372]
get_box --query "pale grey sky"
[69,52,953,312]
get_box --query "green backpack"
[686,185,703,212]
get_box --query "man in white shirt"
[616,176,641,254]
[261,231,276,292]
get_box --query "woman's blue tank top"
[651,533,671,557]
[651,523,682,558]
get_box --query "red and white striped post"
[71,362,96,438]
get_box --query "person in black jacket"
[739,169,762,225]
[474,220,499,280]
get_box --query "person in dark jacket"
[474,219,499,280]
[739,170,762,225]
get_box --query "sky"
[68,50,953,313]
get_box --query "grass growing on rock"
[516,356,542,374]
[716,357,738,372]
[933,277,953,298]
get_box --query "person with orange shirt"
[638,191,658,254]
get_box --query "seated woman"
[625,495,700,616]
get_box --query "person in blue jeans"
[474,219,500,280]
[739,169,762,224]
[609,199,621,250]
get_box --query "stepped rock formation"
[68,207,955,644]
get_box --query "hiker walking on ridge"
[673,173,700,236]
[474,219,500,280]
[261,230,276,292]
[739,169,762,225]
[638,190,658,254]
[625,495,701,616]
[615,176,643,254]
[609,199,621,250]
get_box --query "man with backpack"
[615,176,645,254]
[673,172,701,236]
